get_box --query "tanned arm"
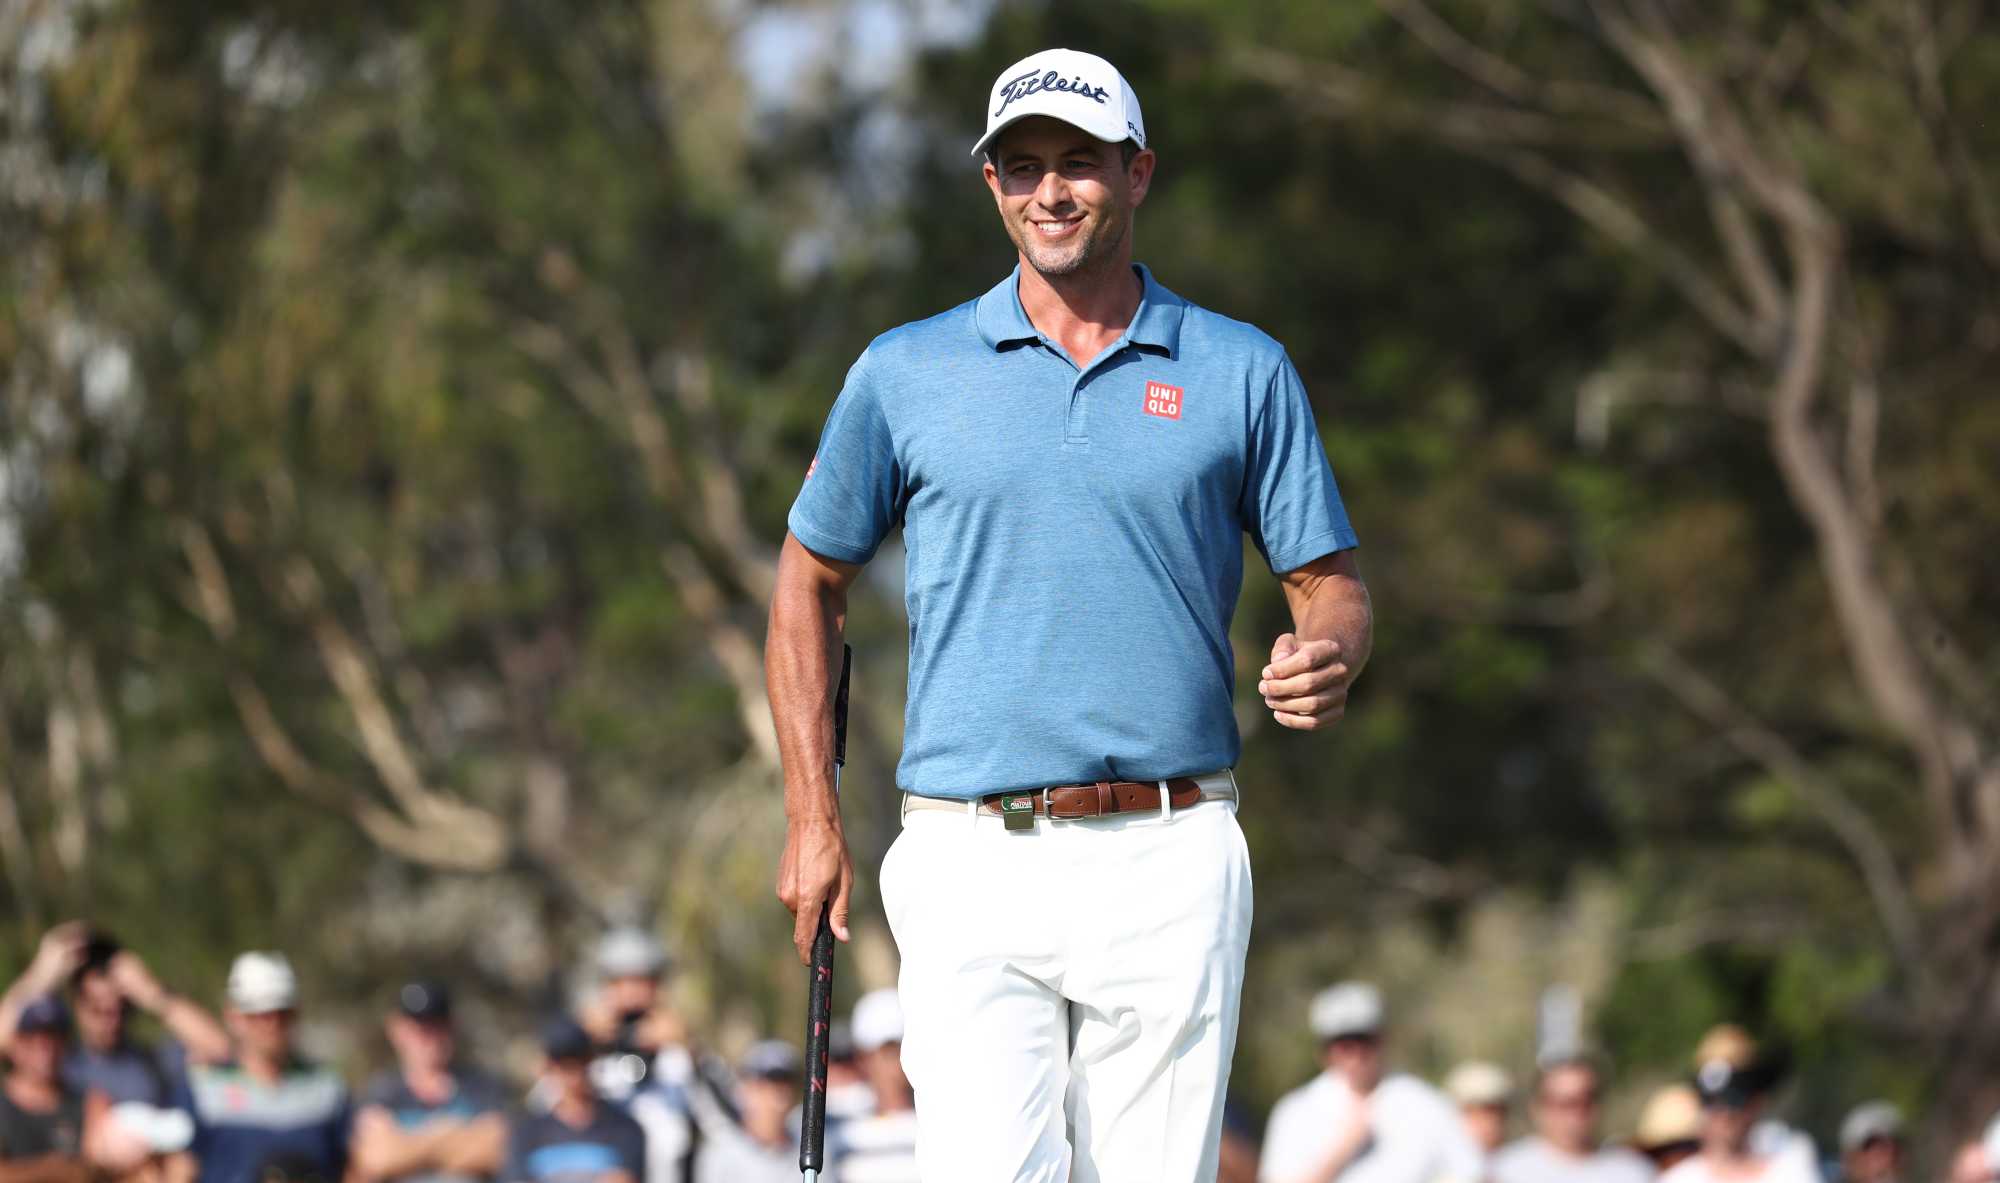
[766,532,865,966]
[1260,549,1372,731]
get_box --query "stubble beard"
[1014,205,1127,280]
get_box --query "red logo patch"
[1143,381,1183,420]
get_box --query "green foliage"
[2,0,1996,1159]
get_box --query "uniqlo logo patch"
[1143,380,1183,420]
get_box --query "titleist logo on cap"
[993,68,1110,118]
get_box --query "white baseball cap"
[226,951,298,1014]
[595,927,669,978]
[851,987,904,1053]
[971,48,1146,160]
[1839,1100,1903,1153]
[1309,981,1385,1040]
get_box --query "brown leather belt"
[983,778,1205,819]
[900,772,1235,828]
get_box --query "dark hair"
[70,931,122,990]
[984,138,1143,172]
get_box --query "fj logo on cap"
[1143,381,1183,421]
[993,68,1110,118]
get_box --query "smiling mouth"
[1031,216,1083,239]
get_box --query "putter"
[801,644,851,1183]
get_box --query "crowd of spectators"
[0,923,1988,1183]
[1248,981,1975,1183]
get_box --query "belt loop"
[1095,781,1111,817]
[1226,767,1241,814]
[1043,786,1055,824]
[1158,779,1172,823]
[966,796,976,819]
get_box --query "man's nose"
[1034,170,1072,210]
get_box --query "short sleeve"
[356,1071,402,1111]
[787,350,905,565]
[1240,354,1357,574]
[615,1118,647,1179]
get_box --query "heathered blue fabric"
[788,264,1357,799]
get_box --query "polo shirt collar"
[974,262,1186,359]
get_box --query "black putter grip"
[801,907,835,1173]
[801,645,851,1174]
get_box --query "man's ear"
[982,160,1003,203]
[1126,148,1157,206]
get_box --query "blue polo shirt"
[788,264,1356,798]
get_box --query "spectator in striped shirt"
[830,991,916,1183]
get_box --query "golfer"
[766,47,1372,1183]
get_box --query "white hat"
[226,952,298,1014]
[1445,1061,1514,1108]
[851,987,904,1052]
[1310,981,1384,1040]
[595,927,669,978]
[971,48,1146,160]
[1839,1100,1903,1153]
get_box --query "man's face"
[9,1029,64,1082]
[860,1042,908,1099]
[1322,1033,1384,1092]
[741,1074,800,1129]
[546,1056,592,1103]
[75,971,126,1049]
[386,1014,455,1073]
[601,974,659,1021]
[983,116,1154,281]
[1534,1064,1601,1152]
[1844,1136,1904,1183]
[1462,1102,1507,1152]
[230,1008,296,1061]
[1699,1094,1762,1150]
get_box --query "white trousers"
[879,784,1254,1183]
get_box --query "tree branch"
[1375,0,1667,129]
[1640,644,1926,985]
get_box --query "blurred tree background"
[2,0,1995,1165]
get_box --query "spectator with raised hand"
[692,1042,816,1183]
[173,953,350,1183]
[580,931,680,1106]
[69,933,230,1104]
[1260,982,1482,1183]
[1835,1101,1904,1183]
[1492,1055,1654,1183]
[3,925,225,1133]
[507,1018,643,1183]
[351,983,507,1183]
[0,928,90,1057]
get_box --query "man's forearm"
[0,1155,93,1183]
[153,997,230,1065]
[765,550,849,820]
[352,1115,452,1179]
[1295,561,1372,679]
